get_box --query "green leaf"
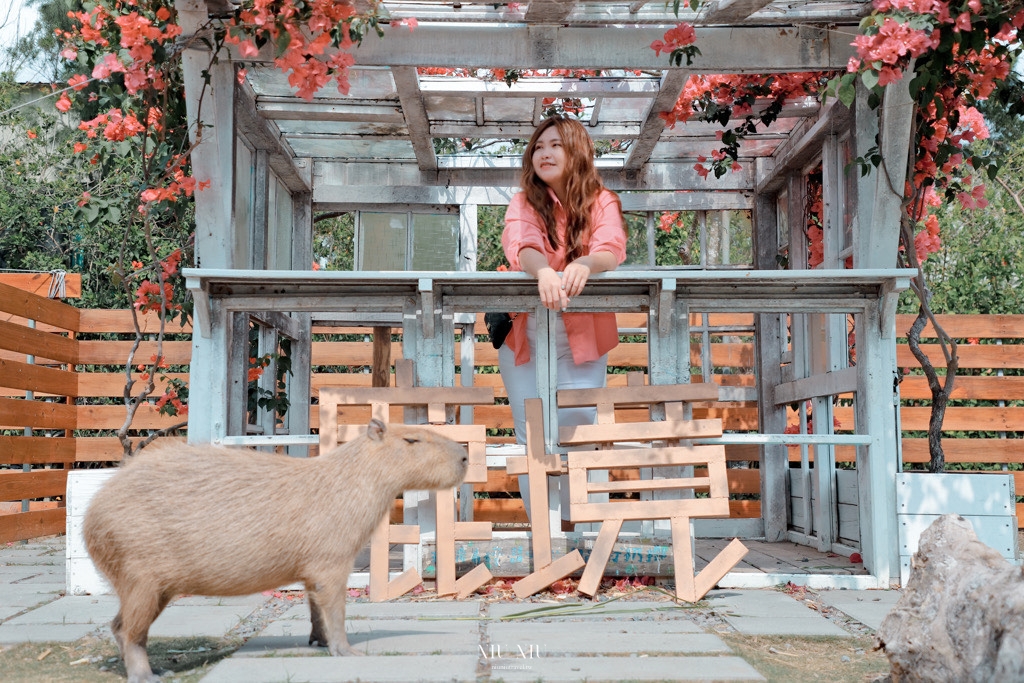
[275,30,291,57]
[860,69,879,91]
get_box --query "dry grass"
[0,634,239,683]
[719,633,890,683]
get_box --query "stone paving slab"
[486,655,766,682]
[487,601,691,621]
[202,655,481,682]
[3,595,119,625]
[488,621,726,656]
[816,589,901,631]
[705,590,851,637]
[242,618,481,656]
[148,603,264,638]
[0,582,65,607]
[0,622,104,643]
[172,594,270,609]
[348,600,482,619]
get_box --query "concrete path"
[1,538,900,682]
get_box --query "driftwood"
[875,514,1024,682]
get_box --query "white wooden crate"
[65,470,117,595]
[896,472,1019,586]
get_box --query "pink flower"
[55,93,72,112]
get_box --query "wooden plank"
[560,420,723,444]
[0,281,80,331]
[565,445,726,469]
[318,386,493,406]
[854,406,1024,432]
[577,518,623,597]
[75,405,186,430]
[570,497,730,523]
[454,562,493,599]
[896,345,1024,370]
[0,469,67,501]
[0,320,77,364]
[0,397,76,430]
[76,437,181,462]
[898,375,1024,401]
[0,358,77,396]
[896,314,1024,339]
[77,341,191,365]
[557,384,720,407]
[0,507,65,544]
[0,273,82,298]
[901,439,1024,464]
[512,549,586,599]
[586,477,713,494]
[75,373,189,398]
[0,436,76,465]
[78,309,193,334]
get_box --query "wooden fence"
[2,279,1022,542]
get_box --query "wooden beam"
[700,0,774,24]
[624,69,689,172]
[391,67,438,172]
[224,26,855,72]
[524,0,578,24]
[0,273,81,299]
[756,98,853,194]
[235,80,312,193]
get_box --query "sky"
[1,0,46,82]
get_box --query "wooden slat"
[318,386,493,405]
[836,406,1024,432]
[75,405,187,430]
[0,507,65,544]
[0,397,76,430]
[0,273,81,298]
[77,341,191,365]
[570,497,730,523]
[74,372,189,398]
[78,309,193,334]
[586,476,713,494]
[0,281,80,331]
[0,436,76,465]
[899,375,1024,401]
[0,358,77,396]
[897,314,1024,339]
[0,470,67,501]
[560,419,723,444]
[901,438,1024,464]
[896,345,1024,370]
[557,383,719,407]
[566,445,725,469]
[0,319,77,363]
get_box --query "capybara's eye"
[403,437,419,444]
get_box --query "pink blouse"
[501,188,627,366]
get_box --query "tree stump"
[876,513,1024,682]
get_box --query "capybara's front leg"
[309,572,361,656]
[307,592,327,647]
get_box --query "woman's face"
[531,125,567,193]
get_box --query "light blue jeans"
[498,313,608,522]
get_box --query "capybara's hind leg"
[307,592,327,647]
[115,585,171,683]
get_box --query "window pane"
[359,212,408,270]
[411,213,459,270]
[706,210,752,266]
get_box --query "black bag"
[484,312,514,350]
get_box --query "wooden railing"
[2,280,1022,542]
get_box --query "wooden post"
[752,192,788,542]
[178,0,236,443]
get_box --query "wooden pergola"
[175,0,916,587]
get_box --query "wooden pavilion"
[175,0,915,588]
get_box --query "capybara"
[83,419,468,683]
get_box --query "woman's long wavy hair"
[520,115,614,263]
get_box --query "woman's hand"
[537,267,569,311]
[561,261,592,298]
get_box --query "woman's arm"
[519,247,569,311]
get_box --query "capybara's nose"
[461,456,468,466]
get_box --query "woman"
[498,114,627,447]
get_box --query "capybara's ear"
[367,418,387,441]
